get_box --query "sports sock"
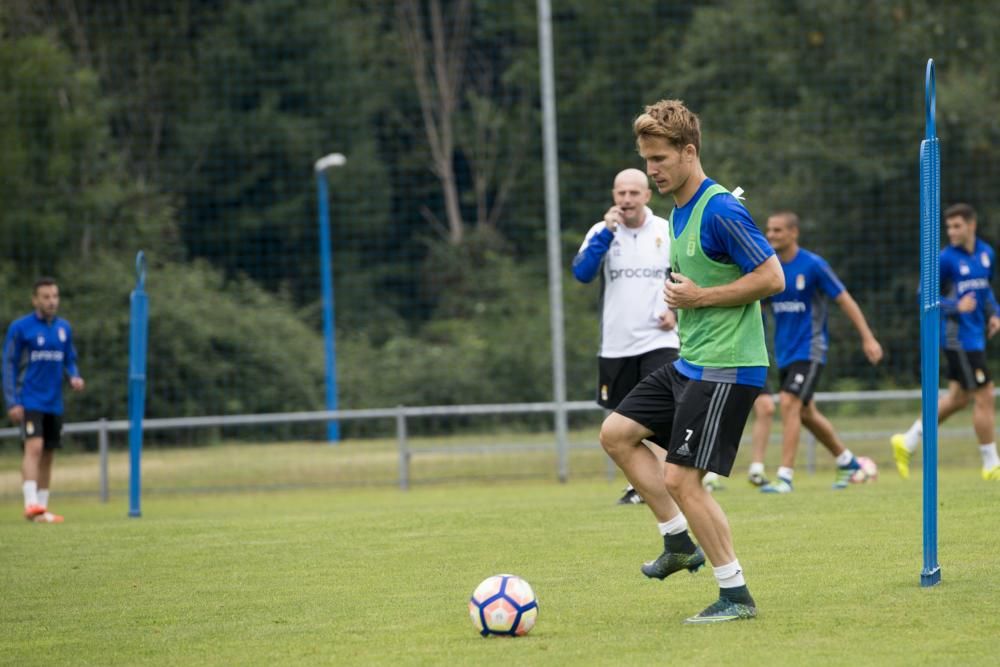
[835,450,855,467]
[719,584,755,605]
[713,560,746,589]
[657,513,688,536]
[903,419,922,451]
[664,531,696,553]
[37,489,49,509]
[777,466,794,482]
[979,442,1000,470]
[748,462,765,476]
[23,480,38,508]
[658,514,696,552]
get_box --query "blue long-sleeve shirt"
[940,239,1000,352]
[572,227,615,283]
[3,313,80,415]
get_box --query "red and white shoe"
[23,504,46,521]
[33,510,64,523]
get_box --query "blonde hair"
[633,99,701,154]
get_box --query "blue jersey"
[670,179,774,387]
[769,248,845,368]
[3,313,80,415]
[940,239,1000,352]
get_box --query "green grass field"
[1,415,999,665]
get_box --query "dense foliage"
[3,1,1000,438]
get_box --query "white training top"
[578,207,680,357]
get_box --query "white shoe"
[702,472,724,492]
[761,478,793,494]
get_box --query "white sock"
[835,450,854,467]
[777,466,794,482]
[713,560,746,589]
[37,489,50,509]
[23,481,38,508]
[903,419,922,451]
[657,513,688,536]
[980,443,1000,470]
[749,462,765,476]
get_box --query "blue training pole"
[315,168,340,442]
[919,59,941,587]
[128,252,149,518]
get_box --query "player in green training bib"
[599,99,784,624]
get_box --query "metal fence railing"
[4,388,991,499]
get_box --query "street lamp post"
[315,153,347,442]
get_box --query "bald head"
[613,168,650,191]
[610,168,652,229]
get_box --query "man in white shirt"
[574,168,700,504]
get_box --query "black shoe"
[641,545,706,579]
[617,486,645,505]
[747,472,769,487]
[684,596,758,624]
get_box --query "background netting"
[3,1,1000,451]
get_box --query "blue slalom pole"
[919,59,941,587]
[128,252,149,518]
[315,153,346,442]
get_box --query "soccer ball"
[468,574,538,637]
[850,456,879,483]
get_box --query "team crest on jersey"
[36,335,45,347]
[795,274,805,291]
[58,328,67,342]
[686,239,696,256]
[959,262,970,276]
[655,236,663,249]
[981,252,991,268]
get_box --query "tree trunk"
[396,0,470,245]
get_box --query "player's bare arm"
[664,255,784,309]
[834,292,883,365]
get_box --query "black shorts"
[21,411,63,450]
[597,347,678,409]
[944,349,992,389]
[779,361,823,405]
[614,363,759,476]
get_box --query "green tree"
[652,0,1000,385]
[0,31,174,276]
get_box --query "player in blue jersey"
[601,100,784,624]
[892,203,1000,481]
[755,212,883,493]
[3,278,85,523]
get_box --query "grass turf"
[1,464,998,666]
